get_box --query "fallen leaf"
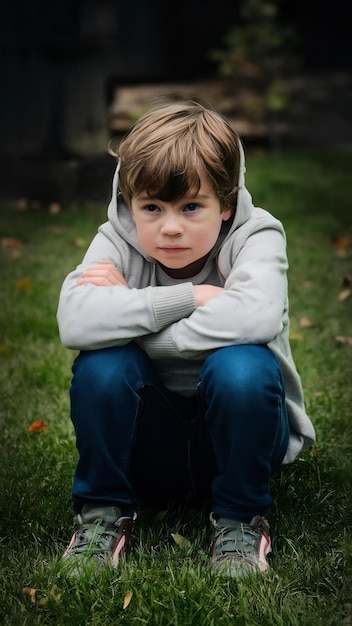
[335,336,352,347]
[49,585,61,603]
[49,202,61,214]
[28,420,49,432]
[338,289,351,302]
[171,533,192,550]
[22,587,37,603]
[16,198,29,212]
[1,237,23,250]
[74,238,86,248]
[123,591,133,609]
[0,345,13,356]
[38,585,61,606]
[333,236,351,256]
[290,332,304,341]
[1,237,24,260]
[299,316,314,328]
[15,277,33,292]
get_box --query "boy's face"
[130,173,232,278]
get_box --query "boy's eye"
[183,203,200,213]
[144,204,160,213]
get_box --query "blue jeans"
[70,343,289,522]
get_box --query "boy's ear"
[222,205,233,222]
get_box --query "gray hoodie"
[57,143,316,464]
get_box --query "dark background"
[0,0,351,202]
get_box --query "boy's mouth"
[158,247,189,253]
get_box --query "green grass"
[1,149,352,625]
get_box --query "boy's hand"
[77,261,129,287]
[77,263,222,306]
[193,285,224,307]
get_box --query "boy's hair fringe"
[110,99,240,211]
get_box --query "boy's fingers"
[78,277,113,286]
[78,266,128,287]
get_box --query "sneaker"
[62,503,136,576]
[210,513,271,578]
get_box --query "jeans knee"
[199,344,282,398]
[71,344,145,397]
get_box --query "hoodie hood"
[106,137,255,262]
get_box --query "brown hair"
[111,100,240,211]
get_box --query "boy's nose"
[160,215,183,235]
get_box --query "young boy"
[57,100,315,578]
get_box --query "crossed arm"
[78,260,224,307]
[58,226,287,356]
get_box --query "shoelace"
[214,523,261,561]
[71,518,120,556]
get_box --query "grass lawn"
[1,149,351,625]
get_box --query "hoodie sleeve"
[142,225,288,360]
[57,230,196,350]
